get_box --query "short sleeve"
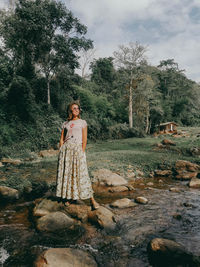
[82,120,87,128]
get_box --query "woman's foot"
[90,199,100,210]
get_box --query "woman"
[56,101,99,210]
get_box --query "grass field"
[0,127,200,191]
[86,126,200,177]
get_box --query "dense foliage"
[0,0,200,156]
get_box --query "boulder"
[147,238,194,266]
[135,196,148,204]
[175,160,200,172]
[154,170,172,177]
[33,198,62,217]
[108,185,129,193]
[189,178,200,188]
[64,203,91,223]
[162,139,176,146]
[35,248,97,267]
[1,158,22,165]
[38,149,59,158]
[175,171,197,180]
[0,186,19,201]
[36,211,75,232]
[92,169,127,186]
[110,198,137,209]
[88,206,116,231]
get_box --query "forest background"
[0,0,200,157]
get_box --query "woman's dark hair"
[67,101,81,121]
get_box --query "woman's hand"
[82,126,87,153]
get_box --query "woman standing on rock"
[56,101,99,210]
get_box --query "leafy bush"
[108,123,145,139]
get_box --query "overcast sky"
[1,0,199,82]
[66,0,200,82]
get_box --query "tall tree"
[0,0,93,104]
[90,57,115,94]
[114,42,147,128]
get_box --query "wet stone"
[189,178,200,188]
[36,211,76,232]
[147,238,195,267]
[35,248,97,267]
[169,187,182,193]
[88,206,116,231]
[92,168,128,186]
[135,196,148,204]
[0,186,19,201]
[110,198,137,209]
[108,185,129,193]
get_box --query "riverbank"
[0,127,200,266]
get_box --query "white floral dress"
[56,119,94,200]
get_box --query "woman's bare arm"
[82,126,87,152]
[59,129,64,148]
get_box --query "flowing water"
[0,166,200,266]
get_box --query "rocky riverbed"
[0,162,200,266]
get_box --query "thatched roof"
[157,122,178,127]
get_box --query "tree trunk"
[145,106,150,134]
[129,84,133,128]
[47,79,50,105]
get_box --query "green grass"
[0,127,199,187]
[86,127,200,176]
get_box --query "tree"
[0,0,93,104]
[78,48,96,78]
[90,57,115,94]
[114,42,147,128]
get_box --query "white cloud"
[67,0,200,82]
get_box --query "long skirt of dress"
[56,142,94,200]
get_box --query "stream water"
[0,175,200,266]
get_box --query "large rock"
[1,158,22,165]
[147,238,195,266]
[0,186,19,201]
[93,169,127,186]
[154,170,173,177]
[35,248,97,267]
[64,203,91,223]
[33,198,62,217]
[110,198,136,209]
[36,211,75,232]
[88,206,116,231]
[175,171,197,180]
[39,149,59,158]
[175,160,200,172]
[189,178,200,188]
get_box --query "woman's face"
[71,104,80,118]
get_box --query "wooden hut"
[157,122,178,134]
